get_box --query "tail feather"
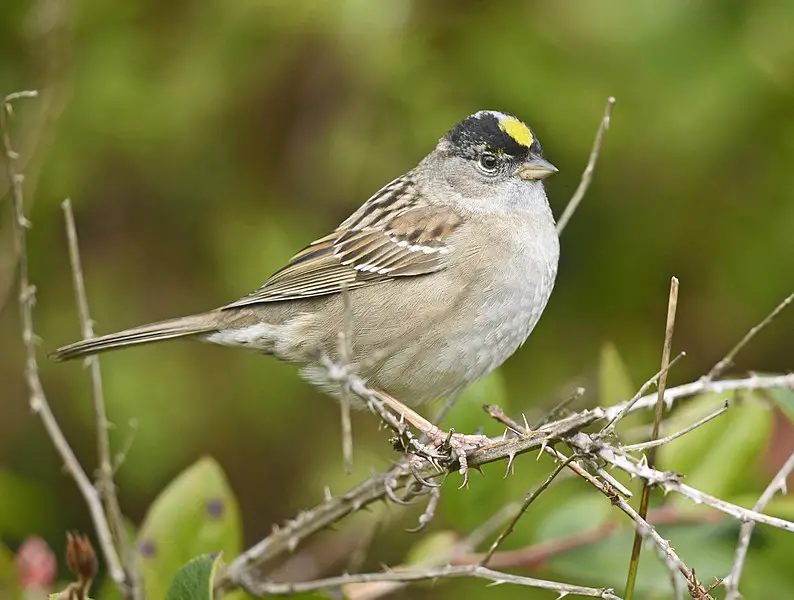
[50,314,218,361]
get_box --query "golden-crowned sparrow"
[52,110,559,468]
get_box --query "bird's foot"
[417,425,492,488]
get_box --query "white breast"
[446,218,560,385]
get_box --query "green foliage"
[405,531,458,565]
[0,469,58,539]
[658,393,773,500]
[0,542,19,599]
[766,382,794,423]
[598,342,635,405]
[164,553,221,600]
[136,458,241,600]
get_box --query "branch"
[479,456,575,567]
[570,432,794,533]
[723,451,794,599]
[62,199,141,599]
[238,564,621,599]
[215,372,794,596]
[704,291,794,382]
[625,276,679,600]
[621,400,728,452]
[2,92,127,591]
[453,506,723,570]
[556,96,616,235]
[602,373,794,422]
[543,447,697,599]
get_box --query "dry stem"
[704,291,794,382]
[238,564,621,599]
[61,199,141,599]
[216,369,794,597]
[557,96,616,234]
[723,451,794,599]
[3,92,127,590]
[625,276,679,599]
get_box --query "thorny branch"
[723,451,794,599]
[216,370,794,597]
[3,92,128,591]
[625,276,679,600]
[238,564,621,599]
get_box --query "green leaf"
[659,393,772,501]
[655,392,730,476]
[536,494,613,542]
[598,342,635,405]
[165,553,221,600]
[546,520,761,595]
[405,531,458,565]
[136,457,242,600]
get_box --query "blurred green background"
[2,1,794,598]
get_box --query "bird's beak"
[518,155,558,181]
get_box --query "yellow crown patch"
[498,117,534,149]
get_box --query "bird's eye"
[478,153,499,173]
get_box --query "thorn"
[536,441,548,461]
[324,486,333,502]
[504,452,516,478]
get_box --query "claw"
[405,487,440,533]
[384,472,415,505]
[409,461,442,488]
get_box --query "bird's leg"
[374,390,492,486]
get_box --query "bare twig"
[345,489,527,600]
[621,400,729,452]
[602,373,794,422]
[2,92,127,590]
[705,291,794,382]
[724,451,794,600]
[479,455,574,567]
[600,351,686,435]
[61,199,141,600]
[571,432,794,533]
[555,448,692,595]
[533,385,585,429]
[557,96,616,235]
[215,373,794,596]
[455,506,723,569]
[239,564,621,599]
[113,418,139,474]
[544,447,699,599]
[625,277,679,600]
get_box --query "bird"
[52,110,560,473]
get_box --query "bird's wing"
[222,179,463,308]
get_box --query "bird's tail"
[50,313,219,361]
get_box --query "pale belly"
[346,228,560,404]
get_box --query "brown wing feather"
[222,177,463,308]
